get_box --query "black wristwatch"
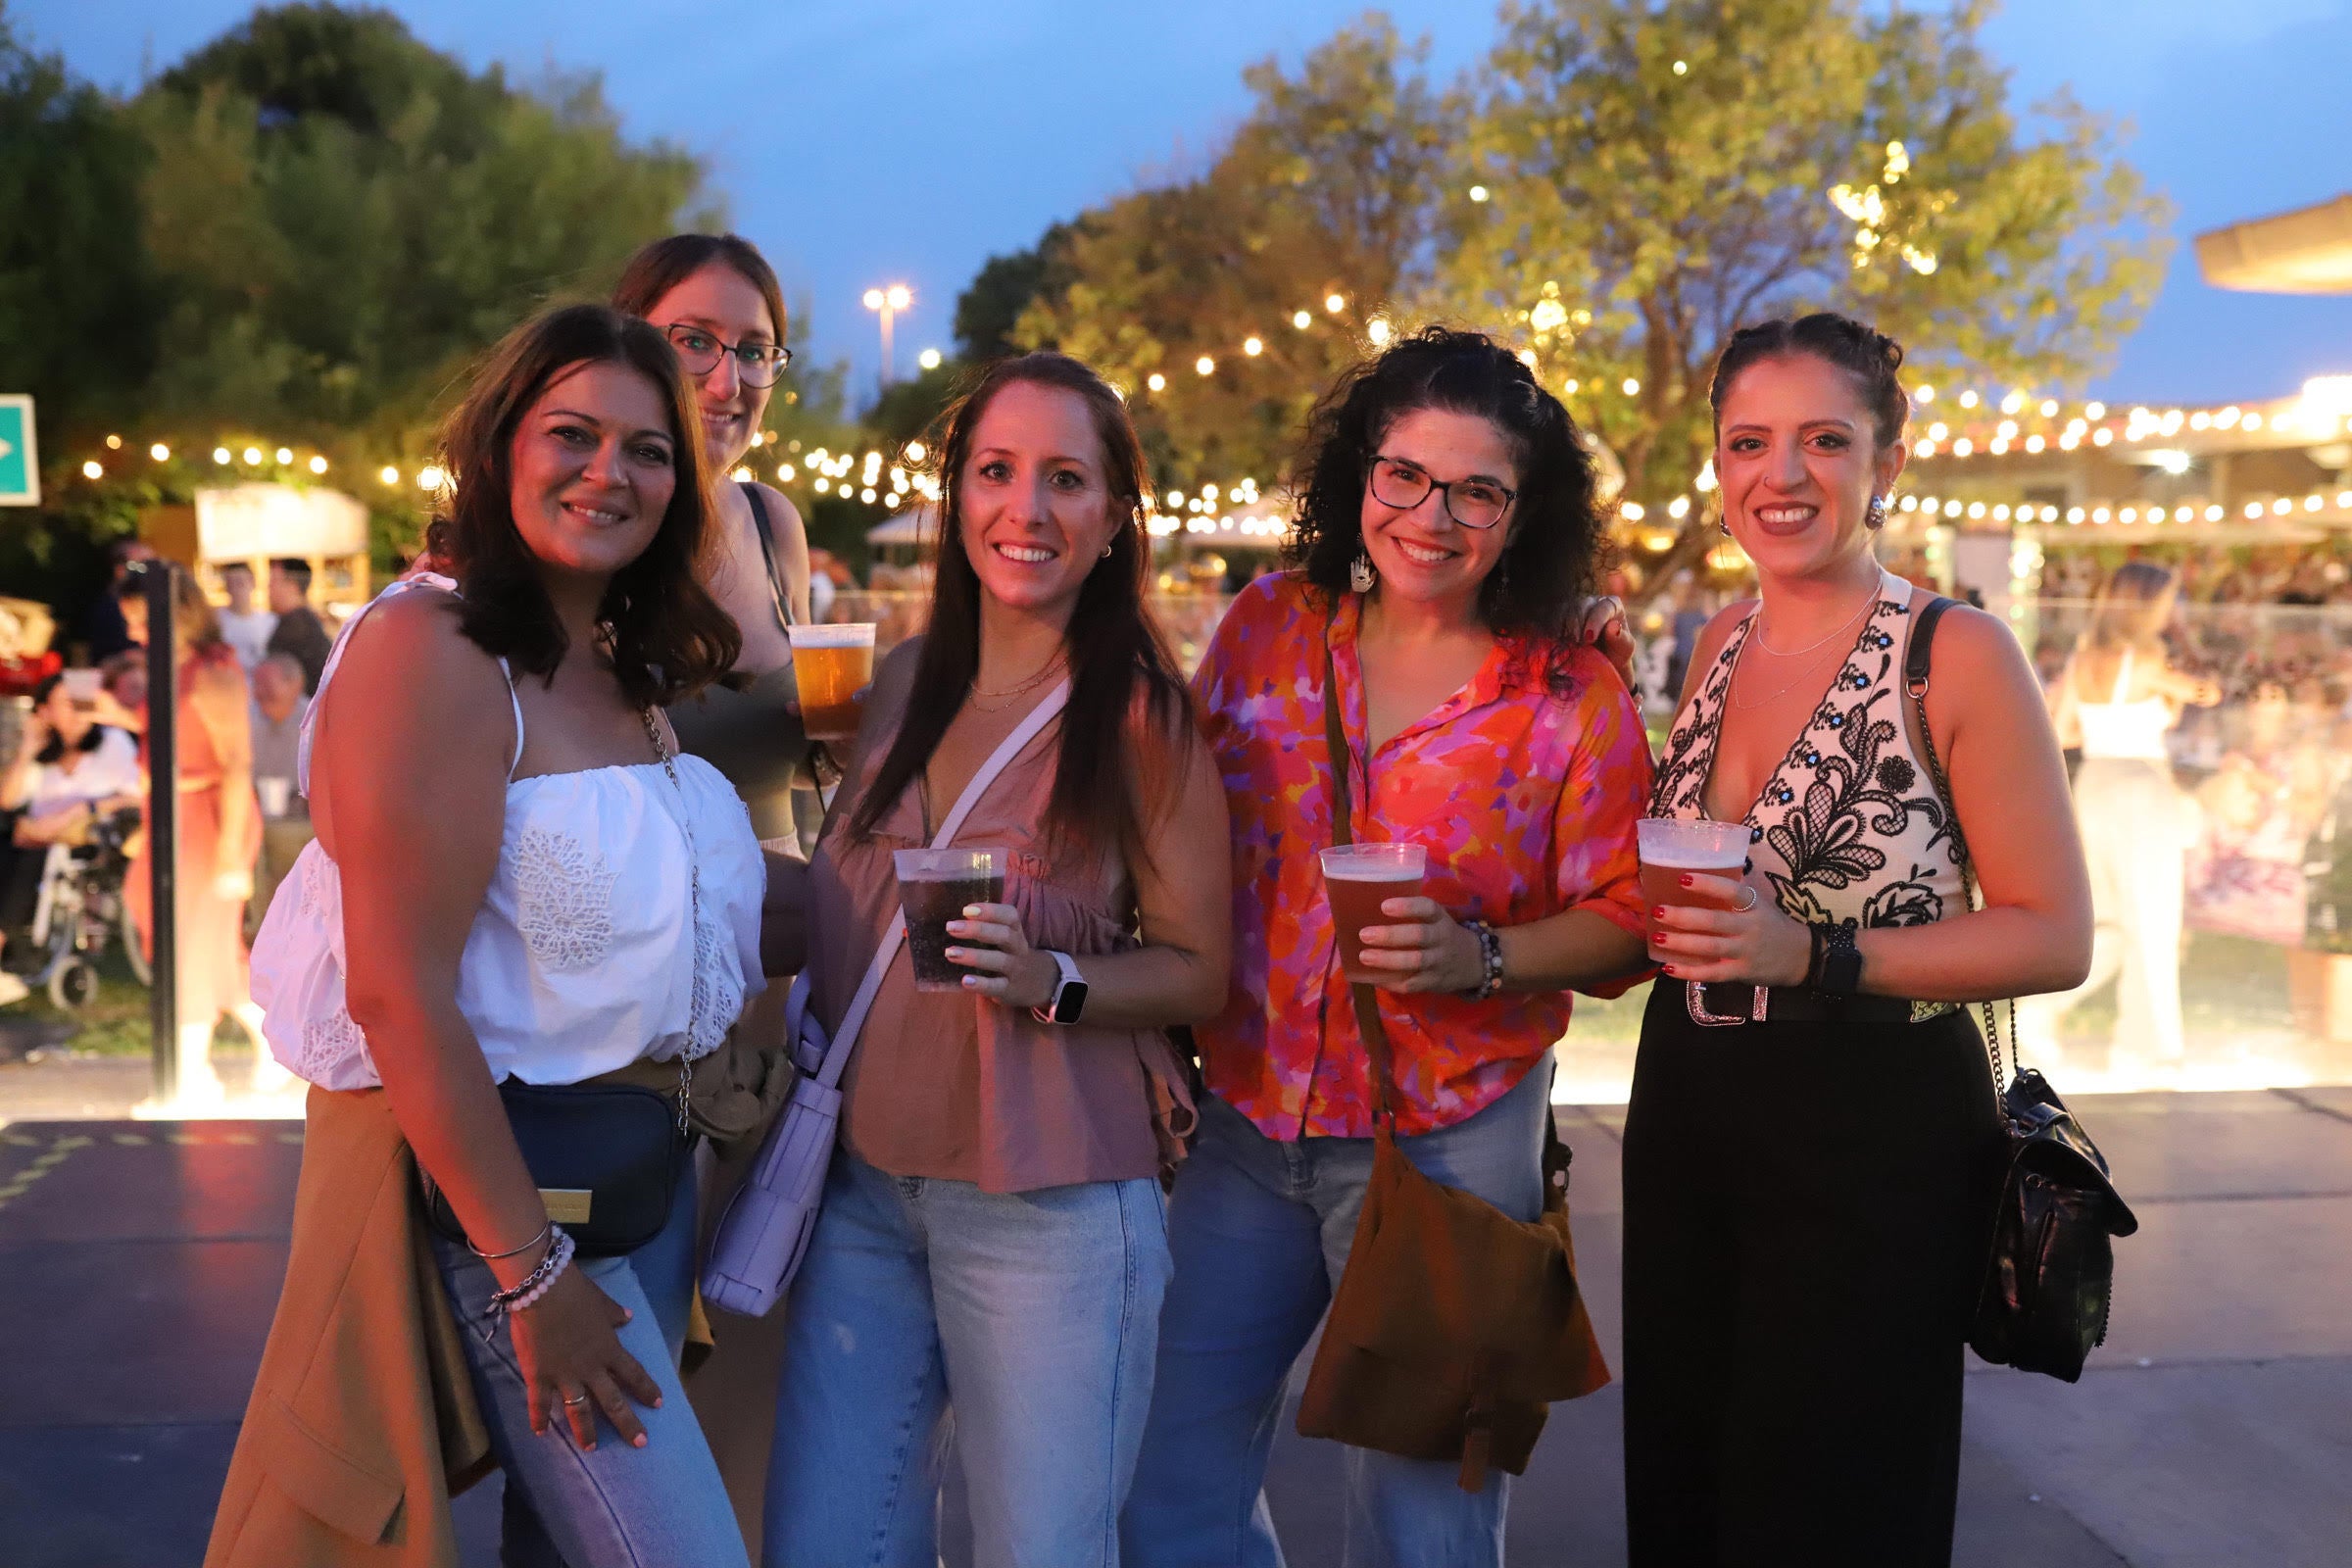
[1031,951,1090,1026]
[1810,922,1862,995]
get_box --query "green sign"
[0,396,36,507]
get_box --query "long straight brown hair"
[849,353,1191,870]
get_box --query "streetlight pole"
[862,284,912,395]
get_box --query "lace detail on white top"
[512,828,619,971]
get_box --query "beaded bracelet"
[1459,919,1505,1002]
[486,1226,574,1318]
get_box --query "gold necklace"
[1748,582,1880,658]
[967,656,1064,710]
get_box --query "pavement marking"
[2273,1086,2352,1129]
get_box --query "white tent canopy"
[866,505,935,547]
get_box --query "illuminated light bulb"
[777,464,796,482]
[1244,336,1263,356]
[1165,491,1185,509]
[1368,318,1392,347]
[732,466,754,483]
[1530,299,1568,332]
[2340,491,2352,509]
[2243,502,2262,519]
[2217,407,2241,428]
[1958,391,1980,409]
[1916,445,1936,467]
[2001,392,2026,416]
[308,455,328,474]
[918,348,943,370]
[1622,377,1642,396]
[214,447,231,465]
[2067,507,2085,523]
[1929,421,1950,441]
[148,443,170,463]
[885,286,910,312]
[1293,311,1312,329]
[1203,484,1221,502]
[2060,432,2082,451]
[1967,502,1985,519]
[1989,438,2009,455]
[81,460,103,479]
[1996,420,2019,440]
[1915,384,1936,404]
[2092,429,2114,447]
[1469,185,1490,203]
[1621,502,1645,521]
[2206,505,2224,521]
[2039,400,2059,417]
[2273,499,2291,516]
[2093,507,2112,524]
[1953,438,1974,457]
[906,442,927,463]
[2120,507,2137,523]
[815,477,831,493]
[1943,500,1962,517]
[1147,372,1166,392]
[2085,403,2106,420]
[860,487,877,504]
[1562,378,1580,395]
[1695,462,1717,493]
[862,288,884,310]
[276,447,293,465]
[2026,434,2045,454]
[1992,504,2011,521]
[2189,411,2211,430]
[2309,494,2325,512]
[1668,496,1690,518]
[416,466,445,490]
[2244,412,2265,430]
[380,466,400,485]
[1673,59,1688,74]
[1325,294,1346,315]
[1517,349,1537,367]
[1196,356,1215,376]
[243,446,263,465]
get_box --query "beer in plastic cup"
[787,622,876,742]
[1319,843,1429,985]
[1636,817,1751,961]
[894,847,1008,993]
[256,777,294,818]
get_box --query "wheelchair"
[24,807,149,1008]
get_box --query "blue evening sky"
[20,0,2350,406]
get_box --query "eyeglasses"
[660,323,794,388]
[1366,454,1517,530]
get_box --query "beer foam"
[786,622,876,648]
[1640,842,1748,870]
[1329,864,1424,881]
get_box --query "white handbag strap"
[809,679,1071,1089]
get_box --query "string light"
[1244,336,1264,356]
[308,455,328,474]
[1324,294,1346,315]
[1148,372,1166,392]
[242,447,263,465]
[380,466,400,485]
[81,461,102,479]
[275,447,292,465]
[214,447,230,465]
[1293,310,1312,329]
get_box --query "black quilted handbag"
[1908,597,2139,1383]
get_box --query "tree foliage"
[1012,16,1457,495]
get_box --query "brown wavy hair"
[848,353,1191,869]
[424,304,738,706]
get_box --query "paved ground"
[3,1076,2349,1566]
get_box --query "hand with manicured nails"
[509,1262,662,1451]
[946,901,1056,1009]
[1649,869,1813,988]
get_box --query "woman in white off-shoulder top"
[241,305,807,1568]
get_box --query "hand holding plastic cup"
[894,847,1008,992]
[1319,843,1428,984]
[1636,818,1750,962]
[786,623,876,742]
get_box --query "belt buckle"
[1687,980,1770,1027]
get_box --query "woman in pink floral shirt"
[1124,328,1652,1566]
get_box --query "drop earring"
[1866,494,1887,531]
[1349,551,1377,594]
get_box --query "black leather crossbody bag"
[1908,596,2139,1382]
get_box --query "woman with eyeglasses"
[1124,327,1652,1566]
[612,235,812,851]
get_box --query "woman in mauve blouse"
[1123,327,1652,1567]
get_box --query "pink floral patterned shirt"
[1193,574,1653,1139]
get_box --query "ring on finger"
[1734,887,1759,912]
[562,1393,590,1408]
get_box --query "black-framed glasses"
[1366,454,1516,530]
[660,322,794,388]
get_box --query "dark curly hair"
[1709,312,1910,451]
[424,304,739,707]
[1284,326,1606,643]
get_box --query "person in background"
[216,563,278,670]
[265,559,333,695]
[766,352,1230,1568]
[2020,561,2220,1079]
[1664,570,1711,702]
[1633,313,2091,1564]
[79,539,156,662]
[806,546,843,622]
[612,233,813,850]
[118,570,272,1100]
[245,653,312,940]
[0,672,146,1005]
[1125,327,1652,1567]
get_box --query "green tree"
[1013,16,1459,495]
[1446,0,2169,591]
[955,221,1080,365]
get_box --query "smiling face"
[644,263,778,471]
[1714,353,1906,581]
[955,379,1123,622]
[40,684,93,746]
[505,360,679,584]
[1357,406,1520,613]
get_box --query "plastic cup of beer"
[787,622,876,742]
[1319,843,1429,984]
[894,847,1008,993]
[1636,818,1751,961]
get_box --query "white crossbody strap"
[807,679,1071,1089]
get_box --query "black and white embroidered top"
[1649,568,1966,936]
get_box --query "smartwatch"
[1811,922,1863,995]
[1032,951,1090,1026]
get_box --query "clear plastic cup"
[1636,817,1751,961]
[894,846,1007,992]
[1319,843,1429,984]
[787,622,877,742]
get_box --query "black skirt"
[1621,981,2003,1567]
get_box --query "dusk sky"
[20,0,2350,407]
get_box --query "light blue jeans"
[762,1149,1174,1568]
[432,1172,745,1568]
[1121,1060,1554,1568]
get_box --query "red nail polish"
[1680,874,1694,888]
[1652,906,1667,919]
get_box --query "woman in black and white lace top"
[1624,314,2092,1566]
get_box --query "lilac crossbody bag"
[701,680,1071,1316]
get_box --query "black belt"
[1686,980,1937,1026]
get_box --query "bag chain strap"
[1905,615,2019,1114]
[1321,632,1405,1134]
[640,707,698,1136]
